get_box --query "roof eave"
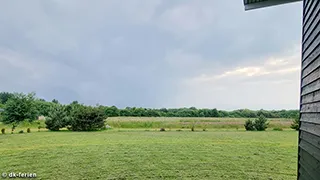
[244,0,302,11]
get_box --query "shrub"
[202,124,207,132]
[36,121,41,132]
[11,122,17,134]
[27,128,31,133]
[255,115,269,131]
[69,105,106,131]
[160,128,166,131]
[291,116,299,131]
[244,119,255,131]
[273,127,283,131]
[190,120,198,132]
[45,104,70,131]
[1,128,5,134]
[18,130,24,134]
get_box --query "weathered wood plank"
[300,122,320,137]
[302,33,320,63]
[301,77,320,96]
[301,65,320,87]
[303,0,313,15]
[299,159,320,180]
[303,1,320,35]
[302,43,320,69]
[304,0,318,26]
[304,0,315,16]
[301,102,320,112]
[299,164,315,180]
[300,113,320,125]
[299,148,320,171]
[300,131,320,150]
[299,139,320,163]
[302,60,320,79]
[303,6,320,42]
[301,89,320,104]
[300,1,320,180]
[303,19,320,52]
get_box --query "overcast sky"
[0,0,302,110]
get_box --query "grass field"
[0,128,298,180]
[106,117,294,130]
[0,117,294,133]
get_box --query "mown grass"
[0,129,298,180]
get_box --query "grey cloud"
[0,0,302,109]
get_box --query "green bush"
[244,119,255,131]
[11,122,17,134]
[290,116,299,131]
[18,130,24,134]
[45,104,70,131]
[36,121,42,132]
[69,105,106,131]
[1,128,5,134]
[160,128,166,131]
[27,128,31,133]
[255,115,269,131]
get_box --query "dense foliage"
[244,115,269,131]
[68,105,106,131]
[290,115,300,131]
[0,92,14,104]
[1,93,37,124]
[244,119,255,131]
[45,103,106,131]
[45,104,70,131]
[254,115,269,131]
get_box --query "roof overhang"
[244,0,302,11]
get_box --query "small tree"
[11,122,17,134]
[291,115,300,131]
[244,119,255,131]
[69,105,106,131]
[45,104,70,131]
[37,121,41,132]
[191,120,195,131]
[255,115,269,131]
[2,93,37,124]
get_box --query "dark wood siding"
[299,0,320,179]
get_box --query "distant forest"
[0,92,299,119]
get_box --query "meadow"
[0,117,298,180]
[107,117,293,130]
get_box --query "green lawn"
[0,130,298,180]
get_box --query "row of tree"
[0,92,106,131]
[0,92,299,124]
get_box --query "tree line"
[0,91,299,123]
